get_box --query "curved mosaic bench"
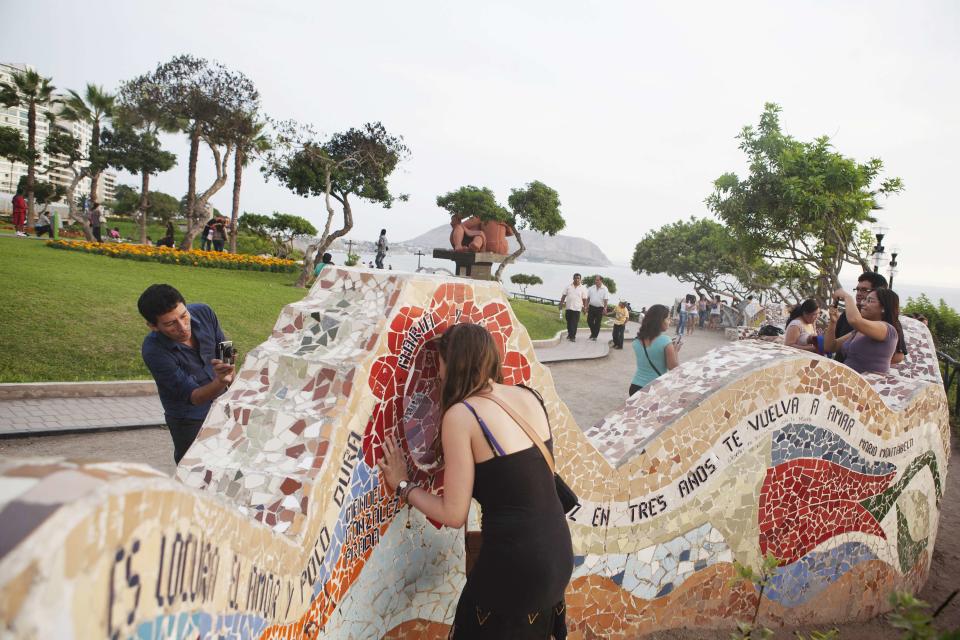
[0,270,949,639]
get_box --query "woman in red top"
[11,191,27,236]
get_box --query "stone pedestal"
[432,249,506,279]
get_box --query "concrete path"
[0,396,164,437]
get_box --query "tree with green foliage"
[263,120,409,287]
[501,181,564,280]
[631,217,806,302]
[903,294,960,358]
[135,55,260,249]
[108,185,179,222]
[238,212,272,237]
[60,84,115,208]
[0,126,29,164]
[510,273,543,294]
[436,181,564,281]
[706,103,903,303]
[0,68,56,226]
[16,175,64,213]
[632,218,737,296]
[41,126,96,238]
[99,123,176,244]
[266,212,317,258]
[581,274,617,295]
[109,76,181,244]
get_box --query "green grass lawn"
[0,237,569,382]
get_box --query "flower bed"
[46,240,299,272]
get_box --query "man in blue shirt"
[138,284,235,464]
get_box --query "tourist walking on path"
[586,275,610,341]
[11,190,27,236]
[683,295,697,336]
[376,323,574,639]
[611,300,629,349]
[559,273,588,342]
[631,304,679,396]
[89,201,103,242]
[375,228,388,269]
[698,293,709,329]
[709,295,722,330]
[138,284,235,464]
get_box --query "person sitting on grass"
[34,211,53,238]
[824,288,904,375]
[784,299,820,352]
[630,304,679,396]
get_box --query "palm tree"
[0,69,56,226]
[229,114,270,253]
[61,84,115,207]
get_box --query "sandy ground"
[1,329,957,635]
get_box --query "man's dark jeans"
[587,305,604,339]
[166,416,204,464]
[565,309,581,341]
[612,323,625,348]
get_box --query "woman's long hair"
[637,304,670,343]
[437,323,503,414]
[874,288,905,348]
[787,298,819,325]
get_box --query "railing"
[507,291,643,321]
[937,351,960,416]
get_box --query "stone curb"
[0,422,166,439]
[0,380,158,401]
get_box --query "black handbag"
[477,392,580,514]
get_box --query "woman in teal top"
[630,304,679,395]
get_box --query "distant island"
[395,224,612,267]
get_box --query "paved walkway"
[0,396,164,437]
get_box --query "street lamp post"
[872,224,888,274]
[888,247,899,288]
[415,250,424,270]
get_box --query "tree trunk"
[26,100,36,226]
[182,124,200,249]
[230,148,243,253]
[179,141,231,250]
[295,194,351,288]
[494,225,525,281]
[66,170,94,241]
[89,120,101,204]
[138,169,150,245]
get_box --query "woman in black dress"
[378,323,574,639]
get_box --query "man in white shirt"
[558,273,588,342]
[585,275,610,341]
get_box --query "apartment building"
[0,62,117,211]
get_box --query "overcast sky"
[8,1,959,286]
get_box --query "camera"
[216,340,236,365]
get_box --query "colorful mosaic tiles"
[0,268,951,639]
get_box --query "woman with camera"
[377,323,573,639]
[824,288,904,375]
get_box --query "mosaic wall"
[0,269,950,639]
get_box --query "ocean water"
[328,251,960,312]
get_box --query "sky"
[7,0,960,286]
